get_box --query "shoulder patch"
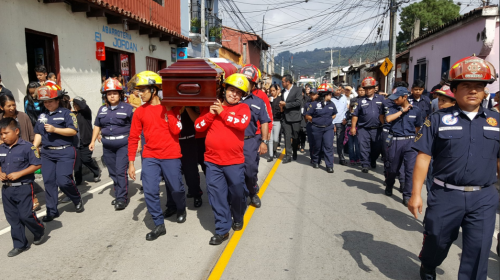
[415,132,423,142]
[31,146,40,159]
[70,113,78,129]
[423,119,431,127]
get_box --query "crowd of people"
[1,56,499,280]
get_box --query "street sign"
[380,57,393,76]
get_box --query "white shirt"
[283,85,293,102]
[462,110,478,120]
[332,94,348,124]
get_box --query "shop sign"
[120,54,129,76]
[95,25,138,52]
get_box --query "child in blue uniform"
[33,85,84,222]
[0,118,44,257]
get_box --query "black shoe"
[114,201,127,211]
[292,154,297,161]
[282,156,292,163]
[111,199,117,206]
[194,196,202,208]
[403,198,410,207]
[385,187,393,196]
[267,157,273,162]
[94,172,101,182]
[33,231,46,246]
[399,182,404,193]
[139,187,144,194]
[419,264,436,280]
[312,163,319,169]
[176,210,187,223]
[232,221,244,231]
[42,214,59,222]
[371,163,377,168]
[7,247,28,257]
[362,168,369,173]
[250,195,261,208]
[327,167,334,173]
[273,153,278,159]
[163,208,177,218]
[145,224,166,241]
[186,193,193,198]
[75,181,82,186]
[75,200,85,213]
[339,160,347,166]
[209,233,229,245]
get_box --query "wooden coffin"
[159,58,241,107]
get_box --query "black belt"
[312,124,328,128]
[362,126,380,129]
[244,135,254,140]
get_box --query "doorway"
[100,48,135,88]
[25,29,59,83]
[146,56,167,73]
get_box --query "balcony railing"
[190,1,202,34]
[207,13,222,45]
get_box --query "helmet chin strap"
[223,89,240,106]
[143,87,155,103]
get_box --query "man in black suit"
[279,74,302,163]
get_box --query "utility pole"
[261,6,269,71]
[337,49,341,84]
[201,0,206,58]
[281,57,284,76]
[387,0,397,94]
[326,49,339,84]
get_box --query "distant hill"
[274,41,389,77]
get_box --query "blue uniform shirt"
[408,94,432,119]
[94,102,134,137]
[305,100,338,127]
[382,98,397,130]
[34,108,78,147]
[412,105,500,186]
[352,94,384,128]
[0,139,42,184]
[242,93,271,137]
[386,105,423,137]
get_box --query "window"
[25,29,60,83]
[441,56,450,80]
[146,57,167,73]
[153,0,163,5]
[414,58,427,86]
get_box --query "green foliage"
[397,0,460,52]
[191,18,201,28]
[209,26,222,38]
[274,42,389,77]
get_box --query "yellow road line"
[208,152,285,280]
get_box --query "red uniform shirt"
[252,89,273,135]
[128,104,182,161]
[195,106,209,139]
[194,104,250,165]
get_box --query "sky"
[219,0,482,55]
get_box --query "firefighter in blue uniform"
[33,85,84,222]
[240,66,270,209]
[383,87,423,206]
[179,106,203,207]
[305,83,337,173]
[90,78,133,210]
[408,55,499,280]
[408,79,432,120]
[1,118,45,257]
[304,89,319,161]
[350,77,385,173]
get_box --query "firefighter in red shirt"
[127,71,186,241]
[195,73,251,245]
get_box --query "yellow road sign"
[380,57,393,76]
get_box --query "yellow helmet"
[127,71,162,89]
[223,73,250,94]
[257,68,262,82]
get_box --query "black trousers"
[75,145,101,184]
[298,127,306,149]
[334,123,346,162]
[283,120,301,157]
[180,137,203,197]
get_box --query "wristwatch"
[262,140,269,145]
[400,108,405,113]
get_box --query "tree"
[396,0,460,52]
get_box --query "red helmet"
[103,78,123,92]
[361,77,377,88]
[317,83,334,93]
[449,55,497,84]
[435,84,455,100]
[239,65,259,84]
[36,85,59,100]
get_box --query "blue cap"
[388,87,410,100]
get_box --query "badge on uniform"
[486,117,498,127]
[70,113,78,129]
[441,114,458,125]
[423,119,431,127]
[316,103,322,108]
[102,107,108,113]
[31,146,40,159]
[38,113,48,124]
[415,132,423,142]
